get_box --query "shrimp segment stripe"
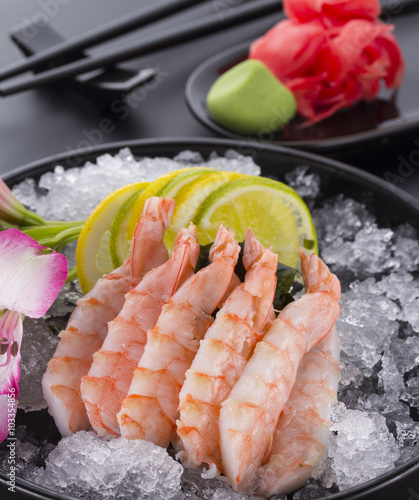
[82,296,119,316]
[122,393,175,426]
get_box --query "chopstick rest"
[9,20,156,104]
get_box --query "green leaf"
[273,262,299,311]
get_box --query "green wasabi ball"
[206,59,297,135]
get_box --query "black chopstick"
[0,0,282,97]
[0,0,208,83]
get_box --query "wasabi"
[206,59,297,135]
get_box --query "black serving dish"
[0,138,418,500]
[185,7,419,153]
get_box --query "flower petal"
[0,312,21,443]
[0,311,22,392]
[0,179,27,225]
[0,345,20,395]
[0,229,67,317]
[0,394,17,442]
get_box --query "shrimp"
[219,249,341,494]
[117,225,240,447]
[80,224,199,438]
[176,229,277,476]
[257,326,340,497]
[42,197,174,437]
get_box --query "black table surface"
[1,0,419,201]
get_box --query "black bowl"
[185,6,419,153]
[1,138,418,500]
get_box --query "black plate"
[1,138,418,500]
[185,9,419,152]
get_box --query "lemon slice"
[126,168,202,239]
[109,190,144,269]
[125,167,219,243]
[164,170,245,249]
[109,169,216,267]
[158,167,217,197]
[76,181,148,294]
[193,176,317,269]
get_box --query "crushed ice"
[1,150,418,499]
[329,406,400,490]
[27,431,183,500]
[12,148,261,222]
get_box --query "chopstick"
[0,0,282,97]
[0,0,207,83]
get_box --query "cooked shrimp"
[176,229,277,476]
[42,197,174,437]
[219,250,341,494]
[117,225,240,447]
[80,224,199,438]
[257,326,340,497]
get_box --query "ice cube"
[180,466,228,499]
[392,229,419,272]
[375,271,418,304]
[311,456,337,490]
[388,337,419,374]
[336,284,399,373]
[205,152,260,176]
[339,362,363,388]
[329,407,400,491]
[379,349,406,396]
[313,196,375,243]
[17,441,39,463]
[28,431,183,499]
[284,165,321,201]
[402,377,419,408]
[173,150,205,164]
[212,488,251,500]
[395,417,419,447]
[402,298,419,332]
[292,479,333,499]
[322,223,395,275]
[19,317,59,411]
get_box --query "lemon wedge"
[76,182,148,293]
[164,170,245,249]
[125,167,218,244]
[193,176,317,269]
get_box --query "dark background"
[0,0,419,200]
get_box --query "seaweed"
[196,242,300,312]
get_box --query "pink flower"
[0,229,67,442]
[0,179,29,226]
[0,178,46,227]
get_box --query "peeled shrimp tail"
[176,228,278,475]
[117,225,240,447]
[80,224,199,437]
[219,250,341,493]
[258,327,341,497]
[299,248,341,300]
[42,197,174,437]
[130,197,174,279]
